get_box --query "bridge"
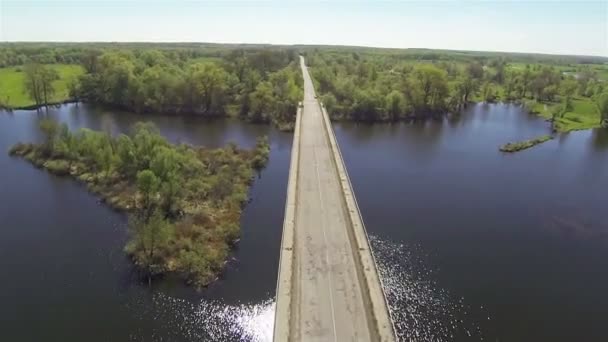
[273,57,396,341]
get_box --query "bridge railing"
[273,102,302,341]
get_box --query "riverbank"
[0,64,83,109]
[8,120,270,287]
[522,97,603,132]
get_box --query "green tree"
[597,92,608,126]
[127,210,173,284]
[40,67,59,107]
[482,82,495,102]
[411,65,449,112]
[385,90,405,121]
[191,63,229,114]
[39,118,59,154]
[136,169,160,219]
[249,81,275,122]
[24,63,57,108]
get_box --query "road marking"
[311,118,338,342]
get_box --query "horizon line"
[2,40,607,59]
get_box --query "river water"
[0,103,607,341]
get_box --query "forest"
[0,43,303,130]
[9,119,270,287]
[303,47,608,132]
[2,43,608,133]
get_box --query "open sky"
[1,0,607,56]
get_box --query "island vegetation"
[9,118,270,287]
[499,135,553,153]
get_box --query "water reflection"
[591,128,608,151]
[138,295,276,342]
[371,235,487,341]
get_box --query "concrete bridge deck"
[273,57,395,342]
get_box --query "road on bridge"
[273,57,395,342]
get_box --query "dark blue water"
[335,103,608,342]
[1,103,607,341]
[0,104,291,341]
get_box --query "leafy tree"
[482,82,495,102]
[39,118,59,153]
[322,93,337,114]
[561,79,578,98]
[411,65,449,112]
[136,169,160,219]
[128,210,173,284]
[192,63,229,114]
[385,90,405,121]
[24,63,57,108]
[249,81,275,122]
[597,92,608,126]
[466,62,484,79]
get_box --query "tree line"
[305,50,608,126]
[69,48,303,129]
[12,46,303,130]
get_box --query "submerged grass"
[500,134,553,153]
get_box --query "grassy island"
[9,119,269,287]
[499,135,553,153]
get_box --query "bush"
[43,159,71,175]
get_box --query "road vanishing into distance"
[273,57,395,342]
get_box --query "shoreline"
[8,125,270,288]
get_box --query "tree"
[352,89,383,121]
[466,62,484,79]
[385,90,405,121]
[411,65,449,112]
[115,134,137,176]
[322,93,337,115]
[24,63,42,107]
[128,210,172,284]
[249,81,274,122]
[39,118,59,154]
[136,169,160,220]
[454,76,478,107]
[150,145,184,214]
[191,63,229,114]
[597,92,608,126]
[561,79,578,98]
[40,67,59,107]
[481,82,495,102]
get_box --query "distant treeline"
[3,43,607,128]
[3,44,303,129]
[304,49,608,126]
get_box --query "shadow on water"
[591,127,608,151]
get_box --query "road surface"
[273,57,394,341]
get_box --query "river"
[1,103,607,341]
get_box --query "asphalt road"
[289,57,373,341]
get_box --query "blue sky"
[1,1,607,56]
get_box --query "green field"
[527,97,601,132]
[0,64,84,108]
